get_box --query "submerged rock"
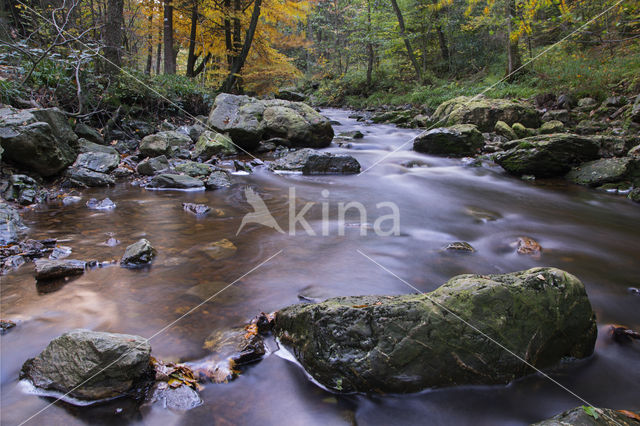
[274,267,597,393]
[148,174,204,190]
[443,241,475,252]
[0,107,78,176]
[183,203,211,216]
[145,382,202,411]
[496,134,600,177]
[121,239,156,267]
[413,124,484,157]
[566,157,640,187]
[429,96,539,132]
[532,406,640,426]
[207,94,334,150]
[516,236,542,256]
[34,259,85,281]
[20,329,152,401]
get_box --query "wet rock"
[532,406,640,426]
[145,382,202,411]
[494,121,517,140]
[86,197,116,210]
[174,161,213,177]
[566,157,640,187]
[413,124,484,157]
[192,130,236,160]
[207,94,334,150]
[136,155,170,176]
[148,174,205,190]
[74,122,104,145]
[113,167,134,178]
[65,167,115,187]
[516,236,542,256]
[1,319,16,334]
[140,131,192,158]
[20,329,152,401]
[271,148,316,171]
[302,152,361,175]
[0,202,26,245]
[443,241,475,252]
[274,267,597,393]
[203,327,266,366]
[0,107,78,176]
[183,203,211,216]
[495,134,600,178]
[628,188,640,203]
[206,170,232,189]
[49,245,72,260]
[114,139,139,155]
[429,96,539,132]
[539,120,564,134]
[202,238,237,260]
[3,174,42,205]
[121,238,156,267]
[34,259,85,281]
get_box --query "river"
[1,109,639,425]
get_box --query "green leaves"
[582,406,600,420]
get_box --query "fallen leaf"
[618,410,640,421]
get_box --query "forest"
[1,0,640,425]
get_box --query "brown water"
[1,109,639,425]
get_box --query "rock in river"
[566,157,640,187]
[274,267,597,393]
[148,174,205,190]
[136,155,170,176]
[20,329,152,401]
[0,202,26,245]
[34,259,86,281]
[121,238,157,267]
[496,134,600,178]
[532,406,640,426]
[413,124,484,157]
[207,93,334,150]
[271,148,360,174]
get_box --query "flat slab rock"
[34,259,85,281]
[20,329,152,401]
[148,174,204,190]
[274,267,597,393]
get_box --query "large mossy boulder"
[20,329,152,401]
[140,131,191,158]
[495,134,600,177]
[566,157,640,187]
[207,94,334,150]
[532,406,640,426]
[413,124,484,157]
[0,107,78,176]
[430,96,539,132]
[274,267,597,394]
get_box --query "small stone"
[516,236,542,256]
[443,242,475,252]
[49,245,72,260]
[121,238,156,267]
[202,239,237,260]
[1,319,17,334]
[86,198,116,210]
[183,203,211,216]
[34,259,85,281]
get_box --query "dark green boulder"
[274,267,597,394]
[413,124,484,157]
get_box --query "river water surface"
[1,109,639,425]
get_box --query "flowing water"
[1,109,639,425]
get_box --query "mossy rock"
[495,134,600,178]
[539,120,565,134]
[494,120,517,140]
[566,157,640,187]
[275,267,597,393]
[413,124,484,157]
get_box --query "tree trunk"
[104,0,124,75]
[366,0,373,89]
[224,0,233,68]
[220,0,262,93]
[163,0,176,74]
[186,0,198,77]
[505,0,522,79]
[193,52,211,77]
[389,0,423,83]
[145,13,153,75]
[155,23,162,74]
